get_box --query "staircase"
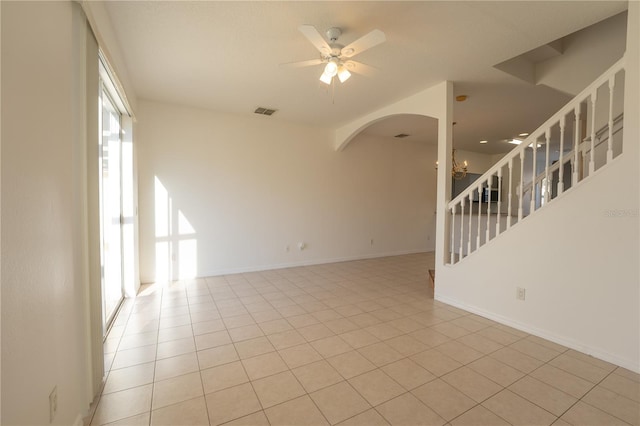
[448,57,626,263]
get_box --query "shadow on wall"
[154,176,198,281]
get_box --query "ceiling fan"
[283,25,386,85]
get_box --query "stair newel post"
[544,128,551,204]
[573,105,581,186]
[476,186,482,250]
[558,116,566,195]
[467,193,473,255]
[530,137,537,213]
[486,177,492,243]
[507,158,513,229]
[607,75,615,163]
[589,90,597,175]
[518,152,524,221]
[450,205,456,264]
[496,168,502,235]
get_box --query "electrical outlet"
[516,287,526,301]
[49,386,58,423]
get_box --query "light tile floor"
[86,253,640,426]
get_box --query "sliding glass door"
[99,84,124,335]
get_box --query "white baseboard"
[141,249,429,284]
[435,293,640,374]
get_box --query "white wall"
[137,101,437,282]
[453,149,495,175]
[436,4,640,372]
[536,11,627,96]
[1,2,97,424]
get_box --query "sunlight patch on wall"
[179,210,195,234]
[154,176,198,282]
[179,239,197,279]
[155,240,170,282]
[178,210,197,279]
[155,176,169,238]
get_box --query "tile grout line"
[202,271,421,425]
[146,282,167,426]
[94,255,637,426]
[227,273,279,425]
[189,279,214,426]
[493,339,626,425]
[88,296,143,425]
[553,367,635,426]
[415,322,525,425]
[233,273,353,426]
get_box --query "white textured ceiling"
[104,1,626,153]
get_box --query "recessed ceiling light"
[479,140,488,144]
[519,132,529,137]
[510,139,542,148]
[456,95,468,102]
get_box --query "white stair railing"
[448,57,626,264]
[522,113,624,202]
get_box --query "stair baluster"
[558,117,566,195]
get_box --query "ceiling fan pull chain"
[332,78,336,104]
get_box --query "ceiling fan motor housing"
[326,27,341,42]
[323,28,344,59]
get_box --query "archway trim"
[334,81,449,151]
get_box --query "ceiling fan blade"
[344,61,378,76]
[298,25,331,55]
[280,58,324,68]
[341,29,386,58]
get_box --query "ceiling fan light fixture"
[324,59,339,77]
[319,72,333,85]
[338,67,351,83]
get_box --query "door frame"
[98,77,125,335]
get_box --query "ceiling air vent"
[254,107,277,116]
[394,133,410,139]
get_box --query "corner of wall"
[80,0,138,114]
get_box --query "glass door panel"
[100,87,124,335]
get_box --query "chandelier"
[451,149,468,180]
[435,149,468,180]
[435,123,468,179]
